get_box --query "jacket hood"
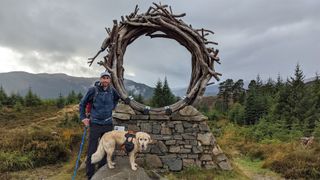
[94,80,100,87]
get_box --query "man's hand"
[82,118,90,127]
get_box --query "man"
[79,71,120,179]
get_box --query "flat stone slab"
[92,156,152,180]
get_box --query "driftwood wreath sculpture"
[88,3,221,115]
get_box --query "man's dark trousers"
[86,123,113,179]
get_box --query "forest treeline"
[0,88,83,110]
[200,64,320,141]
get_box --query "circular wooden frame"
[88,3,221,115]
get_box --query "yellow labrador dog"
[91,130,151,171]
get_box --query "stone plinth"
[112,103,232,172]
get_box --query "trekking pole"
[72,126,88,180]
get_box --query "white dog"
[91,130,152,171]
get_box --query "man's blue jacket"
[79,82,120,125]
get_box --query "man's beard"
[101,82,109,87]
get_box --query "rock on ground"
[92,156,164,180]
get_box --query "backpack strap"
[92,86,99,103]
[91,85,114,105]
[110,86,115,100]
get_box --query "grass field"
[1,105,319,179]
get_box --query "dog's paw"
[131,163,138,171]
[108,164,115,169]
[111,162,116,166]
[131,166,137,171]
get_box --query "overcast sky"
[0,0,319,88]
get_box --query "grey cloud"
[0,0,319,88]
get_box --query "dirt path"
[33,105,79,126]
[234,157,283,180]
[0,105,79,131]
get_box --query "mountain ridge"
[0,71,154,99]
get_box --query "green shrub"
[198,105,209,114]
[25,130,70,166]
[58,113,80,128]
[228,103,245,125]
[313,120,320,140]
[205,109,223,121]
[13,102,23,112]
[238,143,266,160]
[1,129,71,171]
[217,117,320,179]
[0,151,33,172]
[243,117,304,143]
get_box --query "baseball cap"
[100,71,111,78]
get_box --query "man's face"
[100,75,111,87]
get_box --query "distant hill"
[3,71,288,100]
[171,80,251,97]
[0,71,154,99]
[305,76,318,85]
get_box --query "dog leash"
[72,126,87,180]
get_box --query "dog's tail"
[91,139,105,164]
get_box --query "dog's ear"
[147,134,152,144]
[135,132,142,140]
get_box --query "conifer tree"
[313,119,320,139]
[0,85,8,106]
[151,79,163,107]
[162,77,176,106]
[25,88,41,107]
[150,77,177,107]
[228,103,245,125]
[244,79,269,125]
[273,64,310,132]
[304,73,320,135]
[313,73,320,111]
[14,101,23,111]
[77,92,83,102]
[8,93,24,107]
[275,74,284,93]
[217,79,234,112]
[128,90,144,104]
[244,88,258,125]
[287,64,307,128]
[66,90,78,104]
[232,79,245,104]
[56,92,65,109]
[274,83,292,126]
[135,93,144,104]
[262,78,276,95]
[245,80,257,125]
[256,74,263,88]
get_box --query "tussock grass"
[0,105,83,172]
[217,120,320,179]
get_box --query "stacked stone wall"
[113,104,232,172]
